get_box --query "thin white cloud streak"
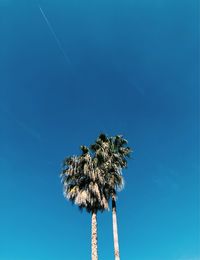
[14,118,41,140]
[0,106,41,141]
[177,257,200,260]
[152,164,179,191]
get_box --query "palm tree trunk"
[91,211,98,260]
[112,197,120,260]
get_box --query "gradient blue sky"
[0,0,199,259]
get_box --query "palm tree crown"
[90,133,132,198]
[61,145,108,212]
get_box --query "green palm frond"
[98,133,108,142]
[89,133,132,202]
[80,145,89,154]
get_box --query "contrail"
[0,105,41,141]
[38,5,71,65]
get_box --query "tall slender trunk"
[91,211,98,260]
[112,197,120,260]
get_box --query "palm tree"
[90,134,131,260]
[61,145,108,260]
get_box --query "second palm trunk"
[112,198,120,260]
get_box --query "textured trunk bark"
[112,197,120,260]
[91,211,98,260]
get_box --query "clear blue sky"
[0,0,199,259]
